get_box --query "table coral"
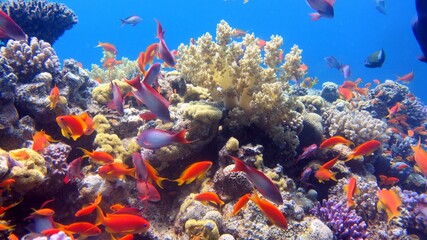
[0,0,78,44]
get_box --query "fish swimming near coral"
[56,115,88,141]
[143,159,169,189]
[230,193,251,217]
[64,157,84,184]
[121,15,142,27]
[296,143,317,163]
[411,138,427,177]
[395,71,414,83]
[96,42,118,55]
[377,189,402,223]
[107,81,125,116]
[306,0,335,21]
[98,163,135,181]
[75,194,102,217]
[194,192,224,207]
[314,155,339,183]
[344,177,360,207]
[155,19,176,67]
[136,128,193,149]
[0,10,26,40]
[412,0,427,63]
[319,136,354,149]
[53,222,102,238]
[78,148,115,164]
[345,140,381,161]
[174,161,213,186]
[132,152,148,181]
[364,48,386,68]
[95,206,150,234]
[137,180,161,202]
[379,175,399,187]
[248,190,288,230]
[32,130,59,153]
[46,85,66,110]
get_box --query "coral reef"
[89,58,139,82]
[320,82,339,103]
[0,0,77,44]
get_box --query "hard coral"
[0,0,77,44]
[1,37,61,82]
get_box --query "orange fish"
[8,149,30,160]
[56,115,88,141]
[379,175,399,187]
[373,79,380,85]
[96,42,118,55]
[56,222,102,238]
[338,86,354,101]
[78,112,96,136]
[230,193,251,216]
[95,206,150,234]
[249,191,288,230]
[0,179,15,191]
[344,177,360,207]
[32,130,59,152]
[137,51,146,74]
[407,129,415,137]
[396,71,414,83]
[194,192,224,207]
[47,85,66,110]
[98,163,135,180]
[103,58,123,69]
[319,136,354,149]
[143,43,159,68]
[314,155,339,183]
[0,222,14,231]
[7,233,19,240]
[411,138,427,177]
[298,63,308,72]
[143,159,169,189]
[346,140,381,161]
[78,148,115,164]
[25,199,55,220]
[75,194,102,217]
[354,87,369,96]
[174,161,212,186]
[386,102,402,119]
[110,204,141,216]
[377,189,402,223]
[0,200,21,216]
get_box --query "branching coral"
[89,58,139,83]
[0,0,78,44]
[280,44,306,83]
[0,37,61,82]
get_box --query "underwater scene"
[0,0,427,239]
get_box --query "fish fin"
[94,206,104,226]
[107,100,116,110]
[155,176,168,189]
[229,156,248,173]
[347,200,356,208]
[61,128,70,139]
[173,178,185,186]
[77,147,91,158]
[355,187,361,195]
[344,153,355,162]
[330,172,337,181]
[325,0,335,6]
[309,13,321,21]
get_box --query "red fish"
[230,193,251,216]
[232,29,247,38]
[155,19,176,67]
[137,51,146,73]
[137,180,161,202]
[411,138,427,177]
[64,157,84,184]
[56,115,88,141]
[137,128,193,149]
[32,130,58,152]
[194,192,224,207]
[346,140,381,161]
[174,161,213,185]
[108,81,124,116]
[396,71,414,83]
[338,86,354,101]
[96,42,118,55]
[78,112,96,136]
[143,43,159,69]
[386,102,402,119]
[319,136,354,149]
[0,178,15,191]
[103,58,123,69]
[379,175,399,187]
[230,156,283,205]
[249,191,288,229]
[0,200,21,216]
[47,85,66,110]
[95,206,150,234]
[314,155,339,183]
[98,163,135,180]
[0,10,26,40]
[56,222,102,238]
[78,148,115,164]
[125,75,170,121]
[377,189,402,223]
[139,112,158,121]
[344,177,360,207]
[75,194,102,217]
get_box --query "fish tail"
[94,206,105,226]
[155,176,168,189]
[229,156,248,173]
[127,168,136,178]
[347,200,356,208]
[173,178,185,186]
[77,147,91,158]
[344,153,355,162]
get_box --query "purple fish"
[340,64,351,79]
[324,56,342,69]
[296,143,318,163]
[230,155,283,205]
[143,62,162,87]
[125,75,171,121]
[132,152,148,181]
[121,15,142,27]
[413,0,427,63]
[137,128,193,149]
[155,19,176,67]
[0,10,26,40]
[306,0,335,21]
[107,81,124,115]
[64,157,84,184]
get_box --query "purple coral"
[401,190,427,234]
[41,142,71,177]
[311,199,369,240]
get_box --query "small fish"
[144,43,159,68]
[144,159,169,189]
[411,138,427,177]
[174,161,213,185]
[325,56,342,69]
[121,15,142,27]
[296,144,317,162]
[32,130,58,152]
[78,148,115,164]
[137,180,161,202]
[346,140,381,161]
[137,128,193,149]
[391,162,410,171]
[314,155,339,183]
[364,48,386,68]
[340,64,351,79]
[103,58,123,69]
[344,177,360,207]
[386,102,402,119]
[96,42,118,55]
[8,233,19,240]
[107,81,124,115]
[56,115,88,141]
[110,205,141,216]
[98,163,135,180]
[139,112,158,121]
[306,0,335,21]
[379,175,399,187]
[320,136,354,149]
[0,178,15,191]
[230,156,283,205]
[377,189,402,223]
[338,86,354,101]
[78,112,96,136]
[75,194,102,217]
[232,29,247,38]
[25,199,55,220]
[257,39,267,49]
[0,10,26,40]
[95,206,150,234]
[396,71,414,83]
[0,200,22,216]
[155,19,176,67]
[230,193,251,216]
[375,0,387,15]
[143,62,162,88]
[412,0,427,63]
[64,157,84,184]
[194,192,224,207]
[56,222,102,238]
[46,85,66,110]
[249,191,288,229]
[132,152,148,181]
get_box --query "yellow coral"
[91,80,132,105]
[93,114,111,134]
[94,133,133,163]
[280,44,306,82]
[225,137,239,152]
[89,57,139,82]
[185,219,220,240]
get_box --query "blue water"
[54,0,426,103]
